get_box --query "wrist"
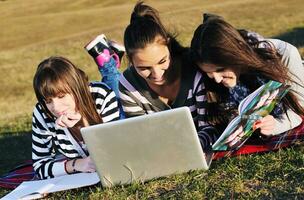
[72,159,78,173]
[64,159,78,174]
[64,160,71,174]
[63,160,69,174]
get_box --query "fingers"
[254,115,275,136]
[55,115,66,127]
[65,112,82,121]
[55,112,81,128]
[62,113,81,127]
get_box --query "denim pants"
[99,57,125,119]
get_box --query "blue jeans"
[99,57,125,119]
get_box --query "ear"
[127,55,134,67]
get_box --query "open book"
[2,172,100,200]
[212,80,290,151]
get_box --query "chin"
[148,78,166,85]
[152,81,165,86]
[223,82,236,88]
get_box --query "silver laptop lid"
[81,107,209,187]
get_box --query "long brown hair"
[190,17,304,125]
[33,56,102,138]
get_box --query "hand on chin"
[55,112,82,128]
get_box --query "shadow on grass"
[274,27,304,49]
[0,131,32,176]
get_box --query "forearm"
[32,157,68,179]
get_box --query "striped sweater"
[32,82,120,179]
[119,66,219,150]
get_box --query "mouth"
[221,77,236,87]
[56,110,68,116]
[154,78,164,82]
[149,76,164,83]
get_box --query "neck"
[148,77,180,102]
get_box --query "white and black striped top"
[119,66,219,150]
[32,82,120,179]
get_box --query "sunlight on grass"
[0,0,304,199]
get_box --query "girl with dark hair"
[32,56,120,179]
[119,1,219,151]
[190,17,304,156]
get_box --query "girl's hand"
[253,115,275,136]
[74,157,96,173]
[55,112,81,128]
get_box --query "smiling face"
[131,37,171,86]
[198,63,240,88]
[45,93,76,118]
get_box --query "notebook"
[81,107,210,187]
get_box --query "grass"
[0,0,304,199]
[1,144,303,199]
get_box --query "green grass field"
[0,0,304,199]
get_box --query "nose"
[150,67,163,80]
[208,72,222,83]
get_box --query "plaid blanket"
[213,117,304,159]
[0,156,65,189]
[0,160,35,189]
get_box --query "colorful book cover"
[212,80,290,151]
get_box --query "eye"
[139,67,150,71]
[44,98,52,104]
[136,66,151,72]
[215,67,225,72]
[57,93,66,98]
[158,58,167,64]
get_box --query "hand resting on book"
[65,156,96,174]
[224,114,275,148]
[253,115,275,136]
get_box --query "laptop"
[81,107,211,187]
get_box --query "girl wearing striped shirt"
[32,56,120,179]
[119,2,219,151]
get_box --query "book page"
[212,116,242,151]
[2,172,100,200]
[238,84,265,114]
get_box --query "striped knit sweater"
[32,82,120,179]
[119,66,219,150]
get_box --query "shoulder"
[32,102,55,130]
[120,67,148,93]
[89,81,113,97]
[90,81,111,91]
[121,66,142,86]
[267,39,303,68]
[33,102,51,120]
